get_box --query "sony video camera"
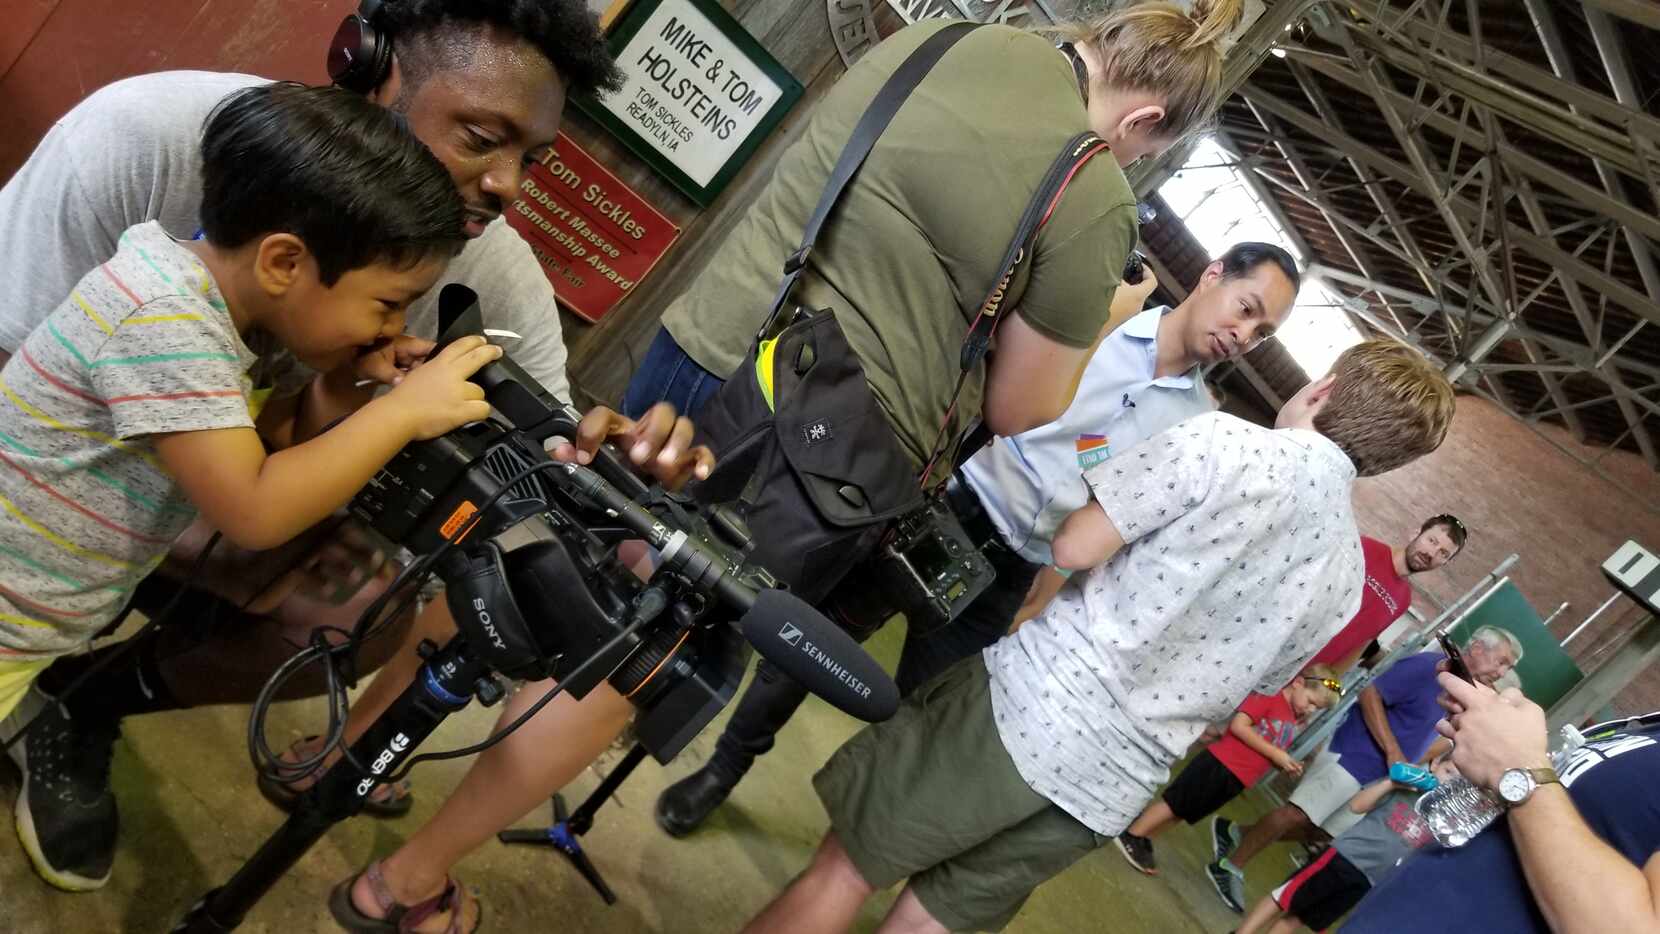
[348,286,896,760]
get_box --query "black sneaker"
[3,687,120,891]
[1206,859,1247,914]
[1113,831,1158,875]
[1210,815,1241,862]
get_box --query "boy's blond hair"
[1299,662,1342,709]
[1314,340,1456,476]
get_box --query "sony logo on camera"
[471,597,509,652]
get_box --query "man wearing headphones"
[0,0,710,897]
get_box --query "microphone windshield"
[738,590,898,722]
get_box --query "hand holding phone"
[1438,633,1474,684]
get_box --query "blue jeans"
[621,328,726,420]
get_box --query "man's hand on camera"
[353,334,438,387]
[549,403,715,491]
[1435,672,1550,791]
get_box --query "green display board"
[1447,581,1584,708]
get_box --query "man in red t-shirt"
[1311,515,1468,673]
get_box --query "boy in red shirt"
[1115,664,1341,874]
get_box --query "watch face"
[1499,769,1533,804]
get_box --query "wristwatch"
[1497,765,1561,806]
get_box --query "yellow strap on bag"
[755,337,779,412]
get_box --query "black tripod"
[497,743,650,905]
[173,635,496,933]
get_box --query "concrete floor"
[0,623,1310,933]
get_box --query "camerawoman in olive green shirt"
[660,20,1141,464]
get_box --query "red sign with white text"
[506,132,682,322]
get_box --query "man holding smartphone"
[1345,676,1660,932]
[1208,626,1522,912]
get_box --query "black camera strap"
[917,131,1111,489]
[753,20,980,345]
[747,21,1110,490]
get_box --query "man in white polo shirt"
[900,241,1302,688]
[657,242,1301,834]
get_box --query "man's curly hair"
[378,0,623,98]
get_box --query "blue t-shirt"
[1329,652,1444,784]
[1343,721,1660,932]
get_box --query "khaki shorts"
[814,656,1103,932]
[1288,749,1366,836]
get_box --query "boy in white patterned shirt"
[745,340,1456,934]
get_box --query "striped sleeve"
[85,294,253,440]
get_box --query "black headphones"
[327,0,394,93]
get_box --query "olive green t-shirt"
[661,21,1139,465]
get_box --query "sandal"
[329,861,482,934]
[256,735,414,817]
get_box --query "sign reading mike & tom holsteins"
[578,0,805,206]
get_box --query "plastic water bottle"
[1415,724,1586,847]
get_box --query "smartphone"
[1438,633,1474,684]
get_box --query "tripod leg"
[174,639,485,933]
[563,846,618,905]
[565,744,650,835]
[497,829,554,846]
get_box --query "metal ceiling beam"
[1305,263,1660,384]
[1239,85,1660,328]
[1582,0,1660,31]
[1344,5,1660,148]
[1475,362,1589,376]
[1225,108,1413,332]
[1212,129,1316,261]
[1287,51,1660,247]
[1329,25,1512,345]
[1247,166,1425,276]
[1341,23,1639,179]
[1522,0,1660,321]
[1282,60,1440,295]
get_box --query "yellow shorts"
[0,656,51,721]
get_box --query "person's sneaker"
[1113,832,1158,875]
[1207,859,1247,913]
[1210,815,1242,862]
[3,686,121,891]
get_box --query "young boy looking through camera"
[0,82,503,889]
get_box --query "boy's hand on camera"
[386,335,499,439]
[354,334,437,387]
[549,402,715,491]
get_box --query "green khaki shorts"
[813,655,1103,932]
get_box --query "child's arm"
[260,336,438,450]
[1051,501,1125,571]
[154,337,500,550]
[1227,711,1302,777]
[1345,776,1398,815]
